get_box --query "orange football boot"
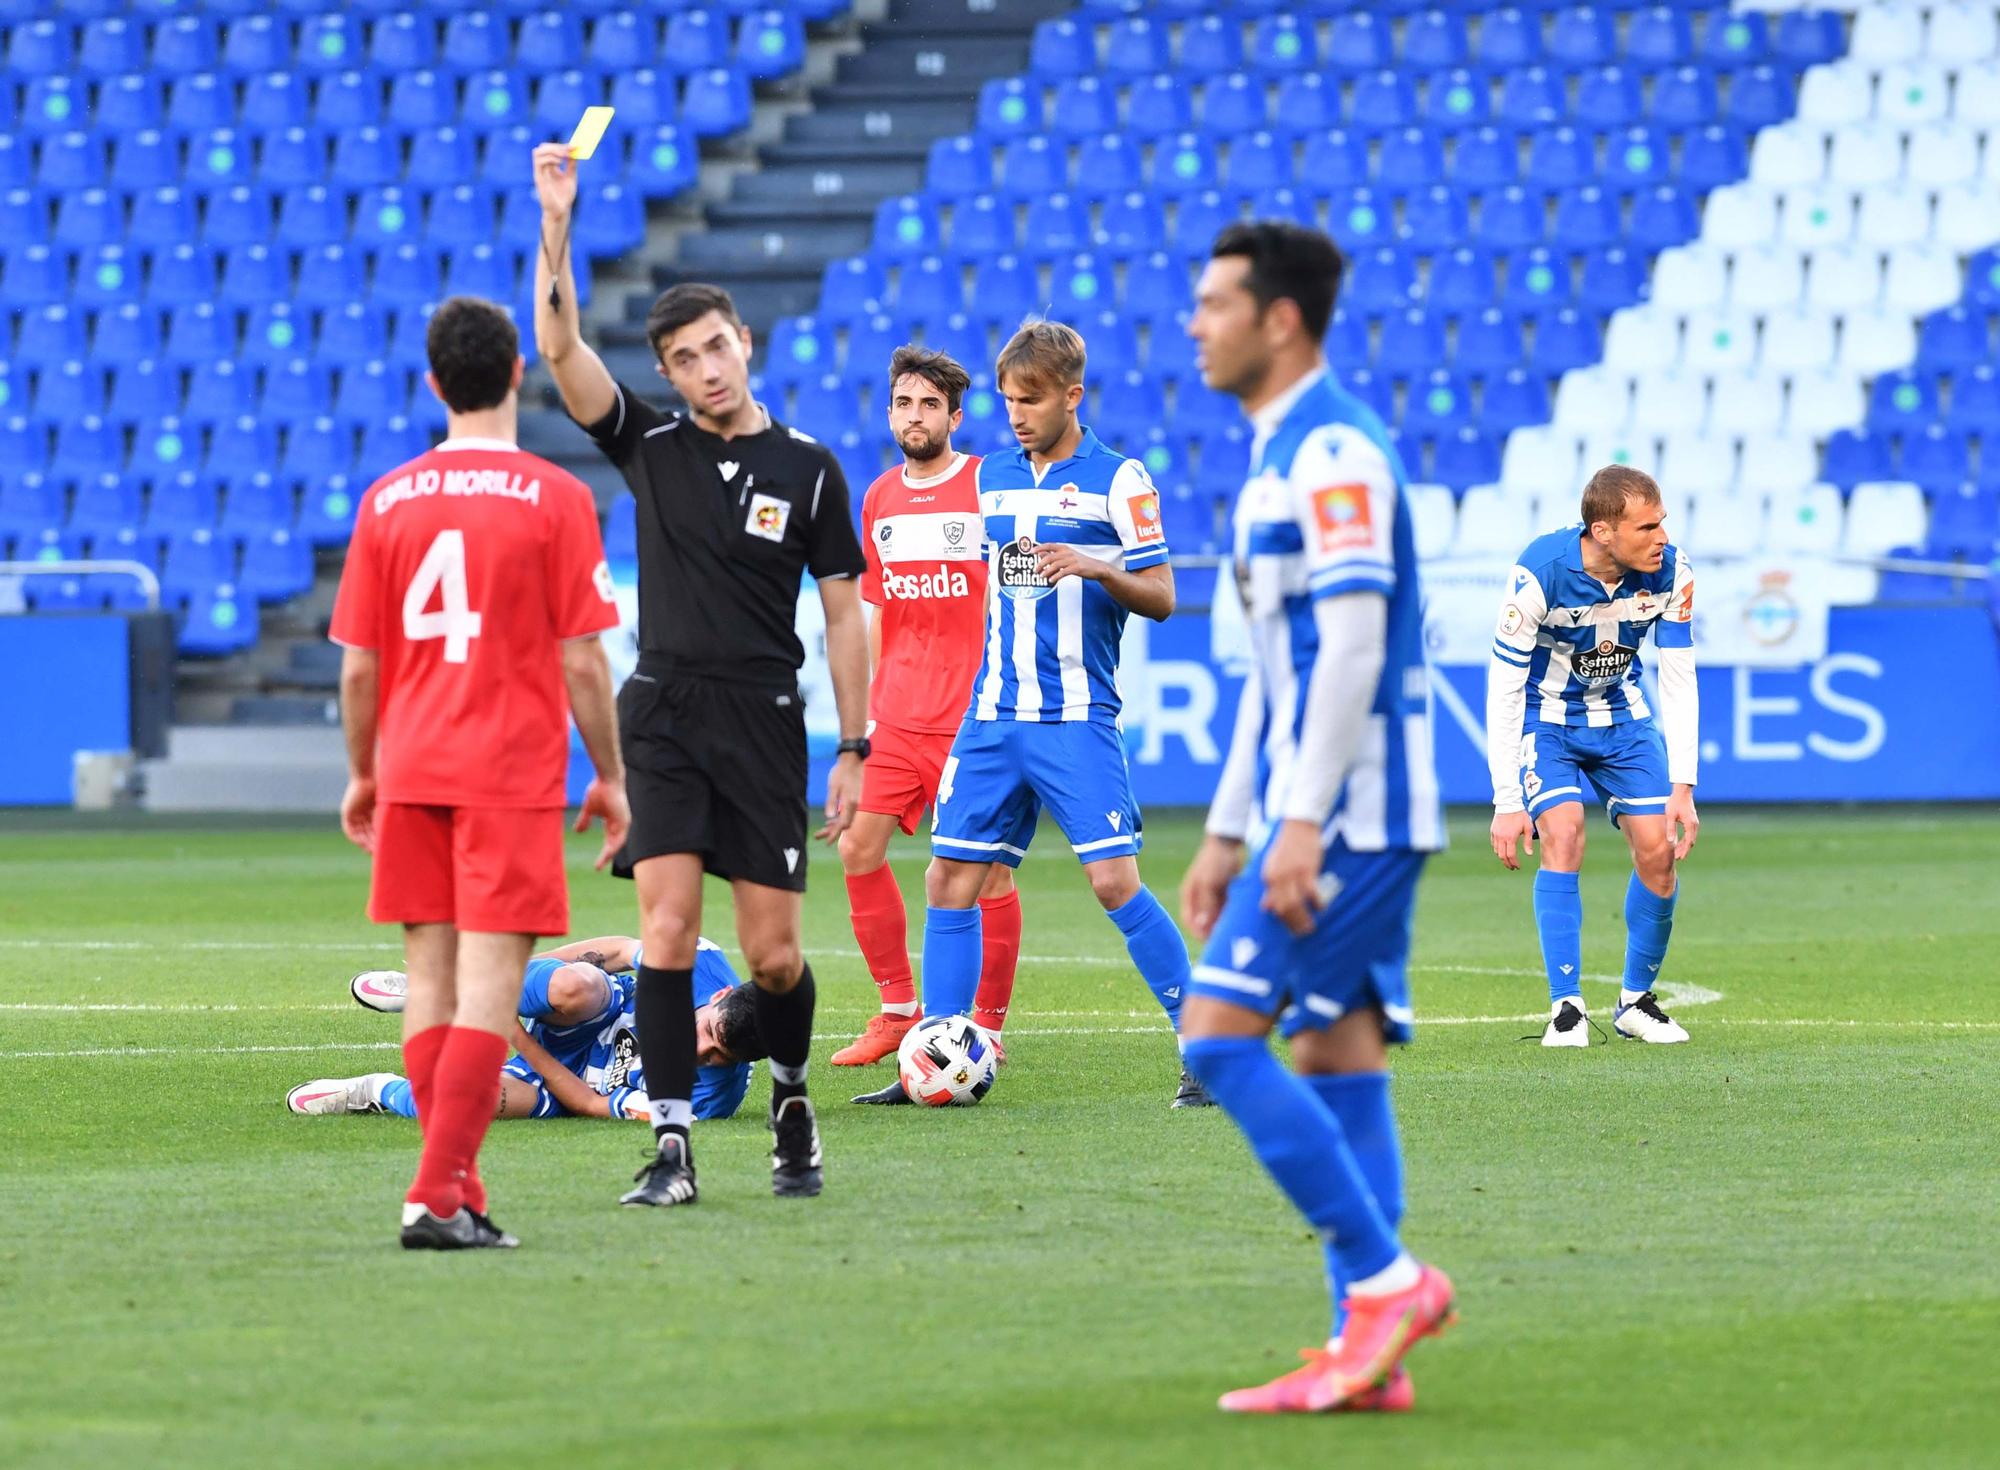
[1217,1263,1454,1413]
[830,1010,920,1066]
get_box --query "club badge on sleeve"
[746,493,791,542]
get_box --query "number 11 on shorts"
[403,529,483,663]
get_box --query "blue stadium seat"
[372,242,443,310]
[1198,78,1265,142]
[12,524,86,567]
[1481,365,1552,435]
[738,11,806,80]
[370,11,437,72]
[1579,247,1646,314]
[874,195,940,259]
[1823,428,1896,488]
[683,69,753,137]
[820,256,887,321]
[263,358,333,423]
[1347,247,1417,316]
[766,316,829,387]
[629,124,698,197]
[1627,6,1694,67]
[1429,245,1498,314]
[1251,16,1318,74]
[313,70,383,131]
[1526,127,1594,191]
[320,302,390,365]
[1477,7,1543,70]
[78,239,142,308]
[1631,184,1701,248]
[151,245,229,312]
[55,187,124,251]
[1155,135,1220,195]
[967,253,1038,326]
[108,129,177,195]
[184,359,257,429]
[929,136,993,200]
[446,243,520,301]
[577,182,644,259]
[588,11,653,72]
[1300,129,1369,191]
[1652,67,1719,130]
[39,132,106,194]
[133,417,201,480]
[1869,369,1942,434]
[168,74,235,135]
[0,469,63,540]
[1946,364,2000,435]
[1022,193,1091,258]
[408,128,477,192]
[1326,12,1392,74]
[221,14,290,77]
[1928,482,2000,560]
[147,472,222,537]
[1917,305,1990,371]
[1701,11,1769,68]
[331,126,402,191]
[2,244,66,311]
[1172,189,1243,255]
[127,186,194,249]
[843,313,903,379]
[1377,308,1446,379]
[272,184,342,249]
[1180,14,1244,77]
[443,12,510,72]
[1193,420,1250,498]
[18,305,89,369]
[791,374,858,438]
[390,72,455,132]
[220,244,289,308]
[1324,309,1369,370]
[359,414,432,473]
[1496,66,1564,130]
[1774,9,1844,67]
[462,69,524,130]
[241,301,309,365]
[203,413,281,481]
[1451,127,1518,190]
[894,255,962,323]
[1432,426,1502,491]
[242,73,309,133]
[239,527,314,603]
[925,313,988,374]
[959,373,1005,441]
[1101,192,1169,255]
[35,358,108,424]
[1125,76,1191,139]
[7,19,72,80]
[1073,307,1139,378]
[1405,10,1469,71]
[1576,66,1643,131]
[532,70,599,135]
[298,472,360,545]
[0,135,32,192]
[603,493,638,562]
[1351,71,1418,133]
[977,78,1041,140]
[1106,16,1170,79]
[111,360,183,426]
[1426,70,1490,131]
[1552,185,1620,249]
[1404,368,1472,439]
[191,127,257,194]
[178,581,260,656]
[280,414,355,479]
[1128,426,1190,495]
[22,76,83,138]
[1900,425,1971,496]
[1725,66,1793,132]
[336,360,411,423]
[1378,129,1445,190]
[68,472,143,539]
[1678,124,1749,192]
[1548,5,1616,69]
[665,10,729,72]
[298,16,364,77]
[1532,308,1602,374]
[1076,135,1144,198]
[1605,127,1670,191]
[1332,186,1403,253]
[1001,136,1067,199]
[205,185,274,249]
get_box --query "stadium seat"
[1738,434,1820,497]
[1679,307,1756,376]
[280,417,354,481]
[178,580,260,656]
[1786,367,1866,439]
[1927,481,2000,560]
[1450,484,1535,557]
[297,472,360,545]
[1883,243,1962,315]
[1760,305,1837,374]
[1823,427,1896,489]
[238,526,314,603]
[1843,481,1928,557]
[1733,245,1809,313]
[1900,423,1972,495]
[683,69,753,137]
[146,472,221,537]
[1704,369,1789,439]
[1549,5,1616,70]
[1947,363,2000,435]
[67,471,142,540]
[1838,306,1918,378]
[320,303,390,365]
[1576,66,1642,131]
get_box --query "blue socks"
[1107,886,1189,1031]
[1534,869,1583,1004]
[1622,874,1678,998]
[379,1077,418,1118]
[1307,1072,1404,1340]
[919,904,983,1020]
[1182,1037,1402,1285]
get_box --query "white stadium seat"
[1826,121,1905,189]
[1844,479,1930,556]
[1552,365,1631,433]
[1731,243,1808,311]
[1759,305,1839,374]
[1796,60,1876,129]
[1764,482,1846,554]
[1405,483,1457,562]
[1578,431,1663,485]
[1658,431,1739,500]
[1955,59,2000,128]
[1499,426,1580,495]
[1837,304,1918,377]
[1927,2,2000,67]
[1933,178,2000,250]
[1983,132,2000,184]
[1904,119,1982,188]
[1701,183,1781,250]
[1650,244,1730,312]
[1683,492,1763,559]
[1779,183,1856,248]
[1705,369,1791,437]
[1678,307,1759,375]
[1849,4,1926,67]
[1450,485,1535,558]
[1601,304,1682,374]
[1526,485,1576,531]
[1883,241,1964,314]
[1805,243,1882,312]
[1751,121,1827,188]
[1853,181,1933,250]
[1785,367,1868,438]
[1737,433,1821,496]
[1874,60,1952,128]
[1628,370,1709,436]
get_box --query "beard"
[897,428,942,462]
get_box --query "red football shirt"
[859,452,987,735]
[328,437,620,808]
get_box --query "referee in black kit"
[531,142,870,1206]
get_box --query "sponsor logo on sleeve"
[1310,482,1375,553]
[592,559,616,603]
[1128,491,1164,544]
[746,493,791,542]
[1671,577,1695,623]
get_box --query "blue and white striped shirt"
[1221,372,1445,854]
[969,428,1170,724]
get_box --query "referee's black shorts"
[613,659,809,892]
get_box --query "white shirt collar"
[1248,365,1327,459]
[434,437,519,453]
[900,451,966,489]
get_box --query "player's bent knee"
[1084,858,1141,910]
[1536,807,1587,870]
[638,907,700,967]
[836,822,890,875]
[745,940,803,992]
[925,857,987,908]
[1290,1010,1389,1075]
[1181,994,1270,1041]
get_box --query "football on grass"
[896,1016,999,1107]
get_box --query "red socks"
[975,888,1022,1034]
[846,863,916,1009]
[404,1026,507,1219]
[402,1024,448,1129]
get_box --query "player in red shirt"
[329,296,630,1251]
[832,347,1021,1067]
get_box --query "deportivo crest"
[746,492,790,542]
[997,534,1052,599]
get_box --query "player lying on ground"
[1486,464,1699,1048]
[1180,221,1455,1413]
[288,936,761,1121]
[833,346,1020,1068]
[852,320,1207,1109]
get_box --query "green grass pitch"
[2,807,1995,1469]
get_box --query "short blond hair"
[1581,464,1662,529]
[995,319,1086,393]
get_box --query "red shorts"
[858,722,955,835]
[369,803,569,936]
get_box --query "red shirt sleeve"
[327,493,381,650]
[545,472,621,641]
[858,475,885,605]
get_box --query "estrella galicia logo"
[1572,640,1637,682]
[604,1027,638,1090]
[997,534,1052,600]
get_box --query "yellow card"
[567,106,616,161]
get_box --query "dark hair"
[886,344,971,414]
[1581,464,1663,528]
[1209,221,1347,343]
[707,984,767,1063]
[646,283,742,359]
[995,318,1087,392]
[425,296,519,414]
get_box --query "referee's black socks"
[634,964,697,1144]
[754,962,817,1110]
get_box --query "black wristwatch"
[837,738,871,761]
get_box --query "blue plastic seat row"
[2,355,444,430]
[1824,419,2000,497]
[0,410,435,484]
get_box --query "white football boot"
[1613,991,1690,1044]
[287,1073,396,1115]
[350,970,407,1012]
[1540,999,1591,1047]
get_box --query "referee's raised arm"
[531,141,617,427]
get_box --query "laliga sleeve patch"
[1499,602,1524,636]
[592,559,617,603]
[1311,482,1375,553]
[746,492,791,542]
[1128,490,1164,544]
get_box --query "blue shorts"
[1521,720,1670,828]
[1189,839,1427,1045]
[930,717,1142,868]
